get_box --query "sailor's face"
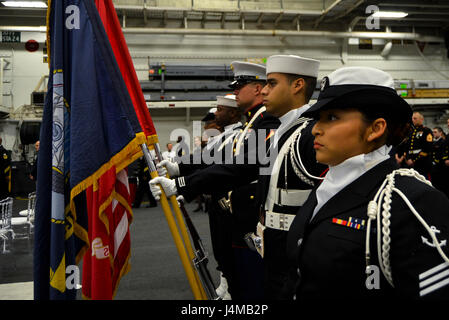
[312,108,369,167]
[214,105,233,127]
[261,73,293,118]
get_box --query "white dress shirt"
[272,104,311,149]
[311,145,392,220]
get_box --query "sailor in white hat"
[287,66,449,301]
[205,95,242,151]
[250,54,328,300]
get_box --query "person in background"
[193,136,205,212]
[30,140,39,182]
[162,143,176,161]
[132,157,157,208]
[404,112,433,178]
[430,127,448,196]
[0,137,11,199]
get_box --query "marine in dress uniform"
[287,66,449,302]
[430,127,448,196]
[404,112,433,178]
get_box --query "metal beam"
[257,13,264,27]
[314,0,343,28]
[221,12,226,29]
[274,12,284,27]
[329,0,365,21]
[292,15,300,31]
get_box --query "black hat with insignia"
[304,66,412,125]
[229,61,267,89]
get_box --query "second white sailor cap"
[229,61,267,89]
[266,55,320,78]
[216,95,238,108]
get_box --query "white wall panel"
[1,30,449,147]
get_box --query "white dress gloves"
[156,160,180,177]
[149,176,178,200]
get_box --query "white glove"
[149,176,178,200]
[156,160,180,177]
[176,195,185,207]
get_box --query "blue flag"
[34,0,145,299]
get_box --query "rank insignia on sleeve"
[332,217,366,230]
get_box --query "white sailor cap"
[266,55,320,78]
[201,107,217,122]
[216,95,238,108]
[304,66,411,124]
[229,61,267,89]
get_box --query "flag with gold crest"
[34,0,146,299]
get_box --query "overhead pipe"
[0,25,443,43]
[120,27,444,42]
[113,4,322,17]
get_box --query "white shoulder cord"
[365,168,449,288]
[291,118,325,182]
[234,106,266,156]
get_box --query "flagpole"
[140,143,205,300]
[152,143,209,300]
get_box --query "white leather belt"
[408,149,422,155]
[266,188,311,209]
[265,211,296,231]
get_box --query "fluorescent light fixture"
[1,1,47,8]
[372,11,408,18]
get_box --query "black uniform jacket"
[258,120,327,263]
[287,157,449,301]
[176,105,280,202]
[405,125,433,169]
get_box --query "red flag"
[95,0,157,143]
[82,167,133,300]
[81,0,159,300]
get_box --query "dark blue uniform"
[175,105,280,299]
[287,158,449,301]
